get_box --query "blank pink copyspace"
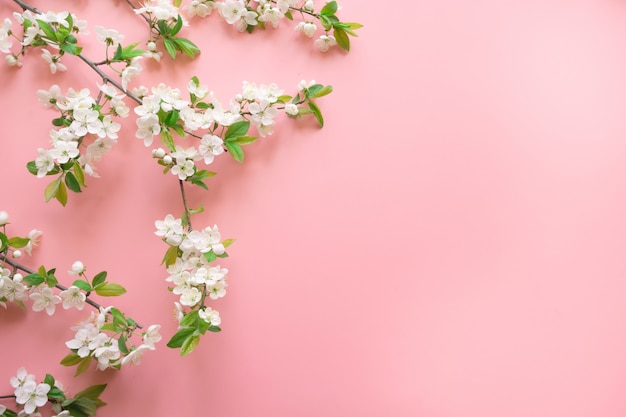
[2,0,626,416]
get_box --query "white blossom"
[30,286,62,315]
[59,286,86,310]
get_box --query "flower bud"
[162,155,173,165]
[5,55,21,67]
[70,261,85,275]
[303,0,315,12]
[0,211,8,225]
[147,41,157,51]
[285,103,299,116]
[12,250,22,258]
[152,148,166,158]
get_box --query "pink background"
[3,0,626,416]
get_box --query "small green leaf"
[166,327,196,348]
[225,142,244,163]
[45,177,61,203]
[174,37,201,58]
[163,38,177,59]
[92,271,107,287]
[7,236,29,248]
[160,129,176,152]
[73,162,86,187]
[0,233,8,252]
[333,27,350,51]
[308,85,333,98]
[162,245,179,267]
[72,279,92,292]
[320,1,338,16]
[60,43,82,56]
[233,135,257,145]
[222,238,236,248]
[203,251,217,263]
[56,181,68,206]
[157,20,169,36]
[26,161,38,176]
[308,100,324,127]
[94,283,127,296]
[118,335,129,354]
[75,356,92,376]
[181,334,200,356]
[43,374,55,387]
[74,383,107,400]
[65,171,81,193]
[284,10,293,20]
[36,19,57,40]
[164,109,180,127]
[171,15,184,36]
[224,121,250,141]
[60,352,83,366]
[179,310,199,327]
[24,273,45,286]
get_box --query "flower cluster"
[3,368,108,417]
[64,307,162,372]
[156,214,230,355]
[184,0,361,52]
[0,210,161,376]
[141,77,332,189]
[28,84,127,196]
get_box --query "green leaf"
[308,84,333,98]
[7,236,29,248]
[52,117,66,126]
[24,273,45,286]
[181,334,200,356]
[72,279,92,292]
[333,27,350,51]
[44,373,55,387]
[284,10,293,20]
[166,327,196,348]
[320,1,338,16]
[222,238,236,248]
[162,245,179,267]
[157,20,169,35]
[45,177,61,203]
[112,44,123,61]
[174,37,201,58]
[343,21,364,30]
[61,352,84,366]
[179,310,199,327]
[45,273,58,288]
[75,356,92,376]
[65,171,81,193]
[160,129,176,152]
[163,38,177,59]
[60,43,82,56]
[233,135,257,145]
[225,142,244,163]
[73,162,86,187]
[56,181,68,206]
[26,160,38,176]
[171,123,186,137]
[36,19,57,40]
[0,233,8,252]
[203,251,217,263]
[75,384,107,401]
[47,385,66,401]
[224,121,250,141]
[171,15,183,36]
[308,100,324,127]
[118,335,129,354]
[92,271,107,287]
[94,283,127,296]
[164,109,180,127]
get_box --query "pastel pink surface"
[3,0,626,416]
